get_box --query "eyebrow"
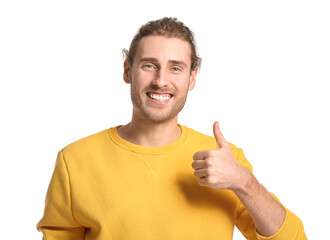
[138,57,158,65]
[138,57,188,69]
[168,60,188,69]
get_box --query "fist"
[192,121,248,191]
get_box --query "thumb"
[213,121,228,149]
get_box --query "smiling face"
[124,35,197,124]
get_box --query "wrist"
[231,167,255,195]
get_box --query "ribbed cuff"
[256,207,299,240]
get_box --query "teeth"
[149,93,171,102]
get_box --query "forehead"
[134,35,192,65]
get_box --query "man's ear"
[188,67,198,91]
[123,60,131,84]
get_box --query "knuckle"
[205,177,212,185]
[205,159,212,167]
[207,151,215,158]
[206,168,213,176]
[206,176,215,185]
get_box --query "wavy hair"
[123,17,201,72]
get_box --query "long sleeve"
[37,151,85,240]
[233,148,307,240]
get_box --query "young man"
[37,17,307,239]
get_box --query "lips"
[146,92,173,102]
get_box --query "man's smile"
[146,92,173,103]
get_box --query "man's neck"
[117,116,181,147]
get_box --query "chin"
[142,112,177,123]
[131,94,187,123]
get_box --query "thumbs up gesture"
[192,121,249,191]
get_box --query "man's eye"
[171,67,181,72]
[143,64,155,69]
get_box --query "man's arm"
[232,169,285,236]
[192,121,306,238]
[37,151,85,239]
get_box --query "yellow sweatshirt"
[37,124,306,240]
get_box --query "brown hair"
[123,17,201,72]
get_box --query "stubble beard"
[130,83,189,124]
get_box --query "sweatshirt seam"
[60,150,83,226]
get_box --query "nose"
[152,68,169,88]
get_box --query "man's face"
[124,35,197,123]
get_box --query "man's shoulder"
[185,126,215,143]
[184,126,219,152]
[184,125,240,155]
[61,128,110,155]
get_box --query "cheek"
[133,71,155,86]
[171,75,191,90]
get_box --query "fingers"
[193,168,209,178]
[191,159,207,170]
[193,150,210,160]
[213,121,228,149]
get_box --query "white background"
[1,0,329,239]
